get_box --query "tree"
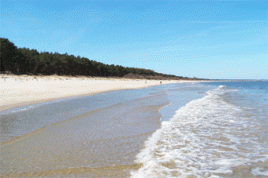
[0,38,28,73]
[0,38,187,80]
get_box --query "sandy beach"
[1,75,198,177]
[0,74,192,112]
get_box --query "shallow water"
[1,83,204,177]
[131,81,268,178]
[2,81,266,177]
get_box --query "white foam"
[252,167,268,176]
[131,85,268,178]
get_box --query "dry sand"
[0,74,193,112]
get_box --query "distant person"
[160,81,162,84]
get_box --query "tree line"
[0,38,188,80]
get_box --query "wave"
[131,85,268,178]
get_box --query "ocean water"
[1,82,204,177]
[1,81,267,177]
[131,80,268,178]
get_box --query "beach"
[1,76,198,177]
[1,79,267,177]
[1,0,265,176]
[0,74,191,112]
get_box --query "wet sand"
[0,75,201,177]
[1,84,171,177]
[0,74,190,112]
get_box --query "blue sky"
[1,0,267,79]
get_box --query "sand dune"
[0,74,194,111]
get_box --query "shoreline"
[0,74,197,112]
[1,78,178,177]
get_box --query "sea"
[1,80,267,177]
[131,80,268,178]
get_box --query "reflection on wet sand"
[1,90,168,177]
[1,164,142,178]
